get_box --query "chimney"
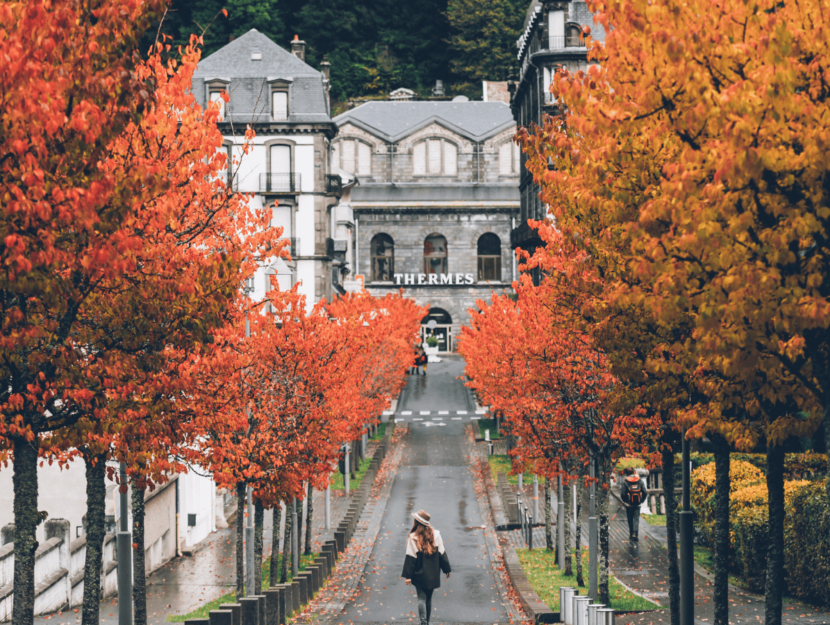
[320,55,331,82]
[229,35,235,42]
[291,35,306,62]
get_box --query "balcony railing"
[548,35,584,49]
[259,173,302,193]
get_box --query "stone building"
[333,100,520,352]
[191,29,347,305]
[509,0,605,254]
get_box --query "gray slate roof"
[353,184,519,203]
[192,29,332,124]
[334,101,515,143]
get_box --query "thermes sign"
[393,273,475,285]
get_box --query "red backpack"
[624,475,646,505]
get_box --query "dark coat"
[401,530,452,590]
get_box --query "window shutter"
[272,91,288,120]
[342,140,356,174]
[443,142,457,176]
[413,141,426,175]
[549,11,565,48]
[428,139,442,174]
[271,145,291,174]
[358,142,372,176]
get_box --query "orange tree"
[518,0,830,620]
[461,231,659,604]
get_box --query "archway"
[421,308,453,353]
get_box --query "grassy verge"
[168,552,318,622]
[331,455,373,491]
[517,547,661,612]
[477,418,502,439]
[370,422,390,441]
[488,454,548,487]
[643,514,666,527]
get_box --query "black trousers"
[415,586,434,625]
[625,505,640,537]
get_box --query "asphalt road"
[340,356,512,625]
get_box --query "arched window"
[371,234,394,282]
[333,139,372,176]
[499,141,521,174]
[424,234,448,275]
[477,233,501,281]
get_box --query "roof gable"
[197,29,320,78]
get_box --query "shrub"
[733,505,768,593]
[784,480,830,607]
[784,453,827,479]
[690,460,764,544]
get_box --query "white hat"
[411,510,431,526]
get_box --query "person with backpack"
[620,467,648,541]
[402,510,451,625]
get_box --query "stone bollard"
[221,603,242,625]
[208,610,234,625]
[295,574,308,604]
[264,588,281,625]
[238,597,259,625]
[185,619,210,625]
[253,595,267,625]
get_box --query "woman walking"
[402,510,451,625]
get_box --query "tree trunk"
[297,488,305,556]
[597,461,610,606]
[280,501,292,584]
[270,504,282,587]
[765,443,785,625]
[132,485,147,625]
[236,482,246,597]
[304,486,313,555]
[82,452,107,625]
[662,443,680,625]
[576,479,584,587]
[254,499,264,596]
[713,435,730,625]
[12,435,39,625]
[564,480,573,576]
[545,480,553,551]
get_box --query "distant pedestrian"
[620,467,647,541]
[402,510,451,625]
[410,348,420,375]
[419,350,428,375]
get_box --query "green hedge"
[784,481,830,607]
[678,452,826,477]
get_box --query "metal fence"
[259,173,302,193]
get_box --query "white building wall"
[177,471,216,548]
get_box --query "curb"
[502,542,559,623]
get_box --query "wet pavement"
[339,356,513,625]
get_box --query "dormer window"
[267,78,292,122]
[210,90,226,120]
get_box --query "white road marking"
[420,411,430,415]
[475,409,488,414]
[432,417,443,421]
[457,410,468,415]
[452,417,462,421]
[413,418,423,421]
[438,411,449,415]
[401,411,412,415]
[382,411,394,416]
[471,416,481,420]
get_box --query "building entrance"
[421,308,453,353]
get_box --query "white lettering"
[404,274,415,285]
[455,273,465,284]
[417,273,426,285]
[440,273,452,285]
[428,274,438,285]
[465,273,474,284]
[394,273,403,285]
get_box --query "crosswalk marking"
[432,417,443,421]
[457,410,467,415]
[420,410,430,415]
[401,411,412,415]
[452,417,462,421]
[413,418,423,421]
[475,409,488,414]
[471,416,481,420]
[438,410,449,415]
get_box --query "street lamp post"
[680,431,694,625]
[588,454,598,600]
[243,276,256,596]
[557,464,565,570]
[117,463,133,625]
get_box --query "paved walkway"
[328,356,520,625]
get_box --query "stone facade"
[335,100,520,350]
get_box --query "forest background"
[146,0,528,107]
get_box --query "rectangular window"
[499,142,513,175]
[358,142,372,176]
[443,141,457,176]
[342,140,356,174]
[427,139,442,174]
[210,90,225,120]
[271,145,291,174]
[272,91,288,120]
[549,11,565,49]
[413,141,426,175]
